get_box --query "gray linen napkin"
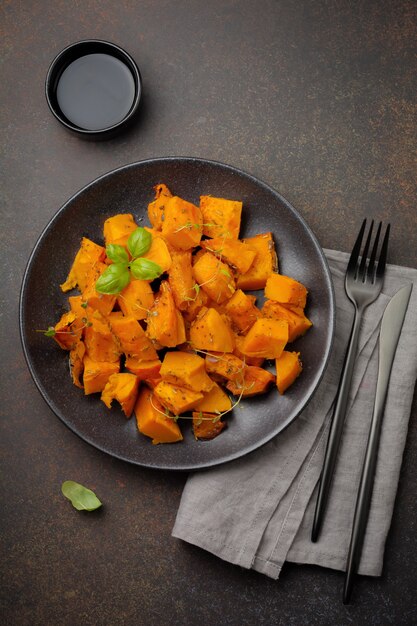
[172,250,417,578]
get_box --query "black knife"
[343,282,413,603]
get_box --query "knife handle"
[343,362,391,604]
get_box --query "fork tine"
[367,222,382,282]
[347,219,367,275]
[375,223,390,280]
[358,220,374,280]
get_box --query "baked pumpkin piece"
[225,289,261,333]
[264,273,307,309]
[192,251,236,304]
[60,237,105,293]
[53,311,84,350]
[101,372,140,418]
[83,355,120,395]
[141,236,172,273]
[81,261,117,317]
[193,382,232,413]
[84,312,120,363]
[69,340,85,388]
[161,196,203,250]
[200,237,256,274]
[159,352,214,392]
[117,279,154,321]
[146,281,186,348]
[168,250,195,310]
[226,365,275,397]
[192,412,227,440]
[236,232,277,290]
[189,307,235,353]
[103,213,138,247]
[204,353,247,383]
[125,357,162,380]
[134,386,183,444]
[262,300,312,342]
[147,183,173,231]
[152,381,204,416]
[275,351,303,395]
[108,314,159,359]
[240,318,289,359]
[199,196,242,239]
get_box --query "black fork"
[311,219,390,543]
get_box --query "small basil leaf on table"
[106,243,129,264]
[130,258,163,281]
[95,263,130,294]
[127,227,152,258]
[61,480,102,511]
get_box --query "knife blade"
[343,282,413,604]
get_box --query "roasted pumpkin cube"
[53,311,84,350]
[225,289,261,333]
[192,412,227,440]
[69,340,85,388]
[168,250,195,310]
[125,357,162,380]
[182,286,209,322]
[226,365,275,397]
[264,273,307,309]
[204,353,247,383]
[147,183,173,230]
[117,279,154,321]
[193,382,232,413]
[84,312,120,363]
[262,300,312,342]
[81,261,117,317]
[141,236,172,273]
[200,237,256,274]
[189,307,235,353]
[236,232,277,290]
[192,252,236,303]
[146,281,186,348]
[240,318,289,359]
[233,334,265,366]
[160,352,214,392]
[101,373,140,417]
[199,196,242,239]
[60,237,105,293]
[103,213,138,247]
[83,355,120,395]
[161,196,203,250]
[108,314,159,359]
[153,381,204,416]
[276,351,303,394]
[134,386,183,444]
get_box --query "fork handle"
[311,305,363,543]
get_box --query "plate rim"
[19,156,335,471]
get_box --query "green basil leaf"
[127,227,152,258]
[61,480,102,511]
[106,244,129,264]
[95,263,130,294]
[130,258,163,281]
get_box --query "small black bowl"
[45,40,142,140]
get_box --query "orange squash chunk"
[60,237,105,293]
[192,252,236,304]
[241,318,288,359]
[226,366,275,397]
[182,287,209,322]
[233,334,265,367]
[125,357,162,380]
[161,196,203,250]
[83,355,120,395]
[53,311,84,350]
[200,237,256,274]
[204,353,246,382]
[103,213,138,247]
[117,279,154,321]
[276,351,303,395]
[146,281,186,348]
[153,381,203,416]
[193,382,232,413]
[84,313,120,363]
[141,236,172,273]
[81,261,117,317]
[168,250,195,310]
[108,314,158,359]
[236,233,277,290]
[101,373,140,417]
[69,340,85,388]
[189,307,235,353]
[134,387,183,444]
[264,273,307,309]
[192,413,227,440]
[160,352,214,392]
[147,183,173,230]
[262,300,312,342]
[199,196,242,239]
[225,289,261,333]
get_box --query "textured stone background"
[1,1,416,624]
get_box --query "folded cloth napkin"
[172,249,417,579]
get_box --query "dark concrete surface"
[1,1,416,624]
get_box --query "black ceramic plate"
[20,157,335,471]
